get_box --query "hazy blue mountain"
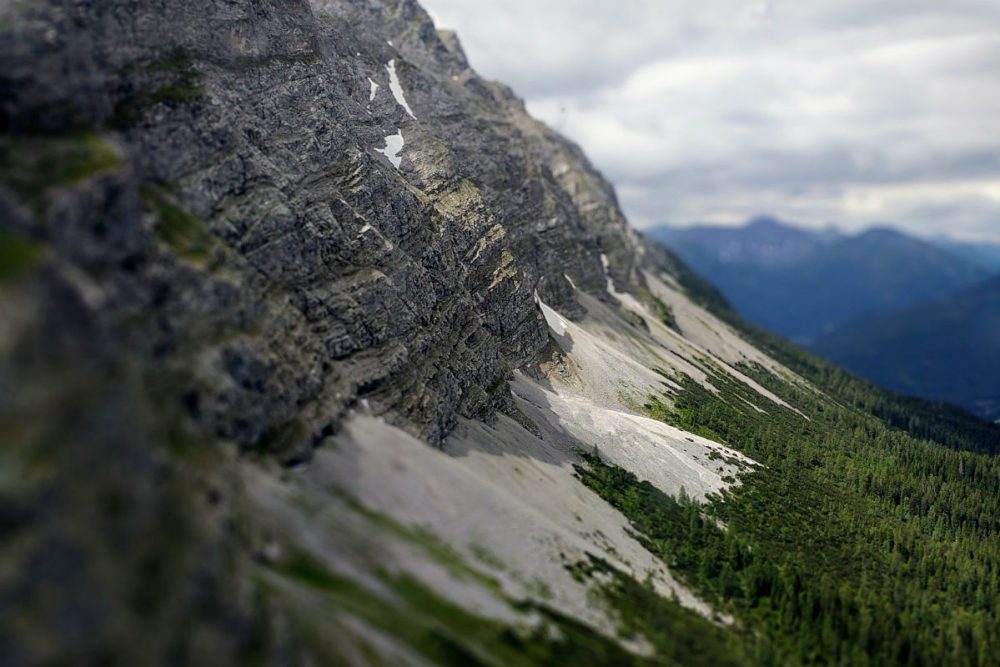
[814,276,1000,421]
[650,216,838,269]
[646,219,991,344]
[928,236,1000,272]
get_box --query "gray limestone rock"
[0,0,670,662]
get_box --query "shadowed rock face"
[0,0,669,662]
[1,0,644,451]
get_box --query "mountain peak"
[856,226,908,242]
[745,215,791,231]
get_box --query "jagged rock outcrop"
[2,0,644,451]
[1,0,670,662]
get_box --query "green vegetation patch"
[143,187,217,263]
[641,392,724,443]
[270,543,745,667]
[636,287,680,333]
[344,497,502,593]
[563,552,747,665]
[270,548,612,667]
[0,132,121,206]
[0,228,42,282]
[598,564,748,666]
[112,52,204,128]
[249,418,306,459]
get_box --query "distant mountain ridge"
[653,216,836,269]
[930,236,1000,272]
[646,219,992,345]
[814,275,1000,422]
[646,218,999,419]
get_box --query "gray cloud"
[422,0,1000,242]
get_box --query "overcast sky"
[421,0,1000,242]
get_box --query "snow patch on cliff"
[536,294,567,336]
[386,59,417,120]
[600,253,616,294]
[375,130,404,169]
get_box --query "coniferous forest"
[578,280,1000,666]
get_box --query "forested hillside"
[580,270,1000,665]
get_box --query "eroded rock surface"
[2,0,649,450]
[0,1,776,664]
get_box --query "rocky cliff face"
[0,1,774,664]
[2,0,645,452]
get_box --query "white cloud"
[422,0,1000,241]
